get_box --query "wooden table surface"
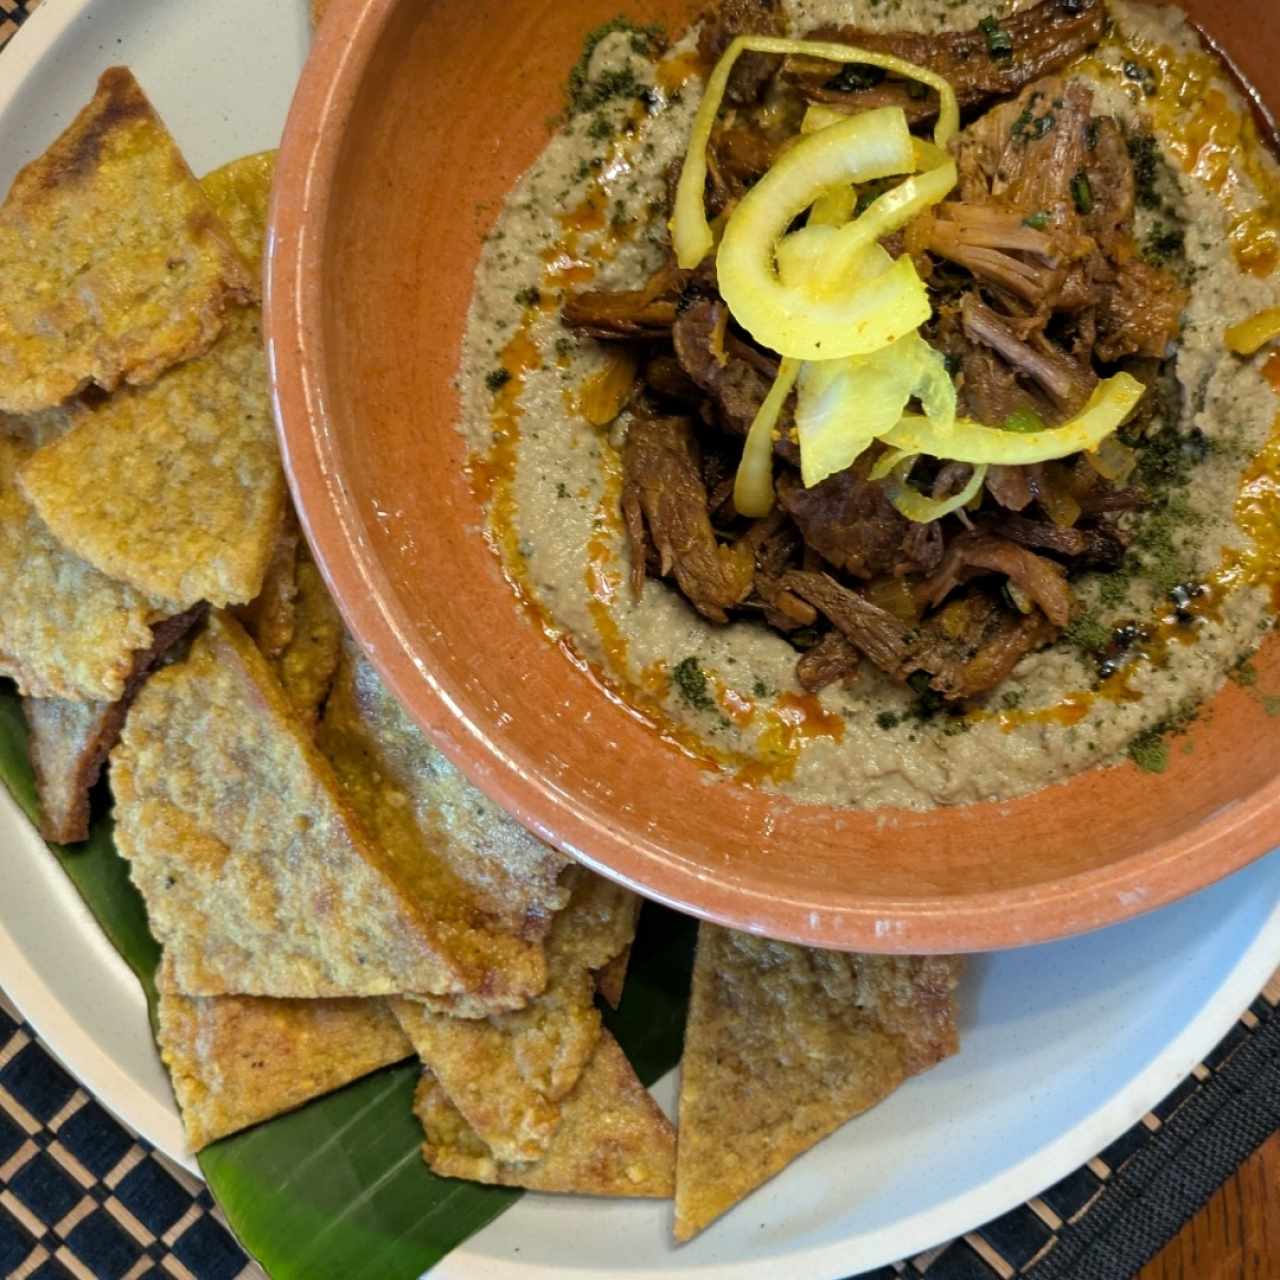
[1138,969,1280,1280]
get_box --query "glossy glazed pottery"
[267,0,1280,951]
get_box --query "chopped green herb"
[1128,702,1198,773]
[906,671,945,719]
[672,656,715,711]
[876,710,901,730]
[1063,612,1110,656]
[566,19,664,115]
[1022,211,1050,231]
[978,15,1013,58]
[1128,132,1162,209]
[1002,407,1047,434]
[1011,107,1054,144]
[587,113,615,142]
[1128,501,1204,600]
[1230,658,1259,687]
[554,336,574,357]
[1070,170,1094,214]
[514,286,542,308]
[1132,425,1211,495]
[485,368,512,393]
[1143,222,1185,265]
[752,678,772,699]
[1001,689,1024,709]
[1097,572,1132,611]
[555,481,570,499]
[1128,728,1169,773]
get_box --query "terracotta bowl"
[267,0,1280,952]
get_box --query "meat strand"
[919,532,1073,626]
[962,295,1096,418]
[674,299,769,436]
[778,465,909,581]
[786,0,1105,122]
[990,513,1125,567]
[985,464,1036,512]
[621,416,754,622]
[931,608,1060,700]
[1095,260,1188,362]
[784,572,1057,701]
[698,0,785,103]
[796,630,862,692]
[782,570,930,679]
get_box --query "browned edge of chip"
[595,943,632,1009]
[24,604,205,844]
[232,505,300,661]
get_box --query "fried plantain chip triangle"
[415,1030,675,1197]
[22,601,200,843]
[20,306,284,609]
[320,636,572,1013]
[200,150,276,277]
[390,866,638,1163]
[0,68,253,413]
[112,612,504,1001]
[158,991,412,1151]
[673,924,962,1241]
[0,429,168,702]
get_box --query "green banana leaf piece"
[0,684,693,1278]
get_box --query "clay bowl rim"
[266,0,1280,953]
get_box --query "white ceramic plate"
[2,3,1279,1276]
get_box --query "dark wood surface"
[1139,971,1280,1280]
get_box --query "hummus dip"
[457,0,1280,810]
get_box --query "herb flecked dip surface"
[457,0,1280,810]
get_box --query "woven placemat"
[0,0,37,54]
[1,0,1279,1275]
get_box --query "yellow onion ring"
[715,117,955,359]
[885,458,988,523]
[672,36,960,269]
[734,357,801,518]
[879,373,1147,465]
[794,331,956,488]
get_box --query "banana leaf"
[0,683,693,1277]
